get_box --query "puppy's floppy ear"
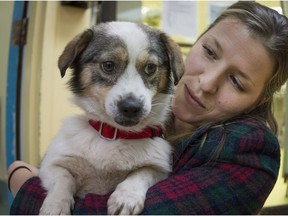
[58,29,94,78]
[160,33,184,85]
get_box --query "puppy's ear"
[160,34,184,85]
[58,29,94,78]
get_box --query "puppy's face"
[58,22,184,131]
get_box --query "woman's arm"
[7,161,38,197]
[142,163,275,214]
[9,119,280,215]
[10,160,276,215]
[141,119,280,214]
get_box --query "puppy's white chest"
[45,122,170,196]
[81,136,159,171]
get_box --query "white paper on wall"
[162,1,197,38]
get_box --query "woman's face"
[172,18,275,127]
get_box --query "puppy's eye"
[101,61,115,73]
[144,63,157,75]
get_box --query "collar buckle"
[99,122,118,141]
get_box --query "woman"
[7,1,288,214]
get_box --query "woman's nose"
[198,69,221,94]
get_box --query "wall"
[21,1,46,166]
[39,2,91,158]
[0,1,14,180]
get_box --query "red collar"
[88,120,163,140]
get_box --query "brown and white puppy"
[39,21,184,215]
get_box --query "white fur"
[105,71,152,130]
[39,116,171,214]
[39,22,173,215]
[107,22,149,62]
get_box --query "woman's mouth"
[184,84,206,109]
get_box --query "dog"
[38,21,184,215]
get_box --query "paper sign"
[162,1,197,38]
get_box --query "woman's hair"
[201,1,288,133]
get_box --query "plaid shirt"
[10,118,280,214]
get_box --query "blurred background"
[0,0,287,214]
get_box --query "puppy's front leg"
[39,166,76,215]
[107,167,168,215]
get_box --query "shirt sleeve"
[10,176,110,215]
[10,177,45,214]
[141,120,279,214]
[142,162,276,214]
[10,162,276,215]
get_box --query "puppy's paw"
[39,196,74,215]
[107,187,145,215]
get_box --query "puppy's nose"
[118,97,143,118]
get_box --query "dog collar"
[88,120,163,140]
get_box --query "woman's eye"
[229,75,245,92]
[101,61,115,73]
[202,44,217,60]
[144,63,157,75]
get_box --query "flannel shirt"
[10,117,280,214]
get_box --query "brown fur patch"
[55,156,129,197]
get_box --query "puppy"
[39,21,184,215]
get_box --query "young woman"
[7,1,288,214]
